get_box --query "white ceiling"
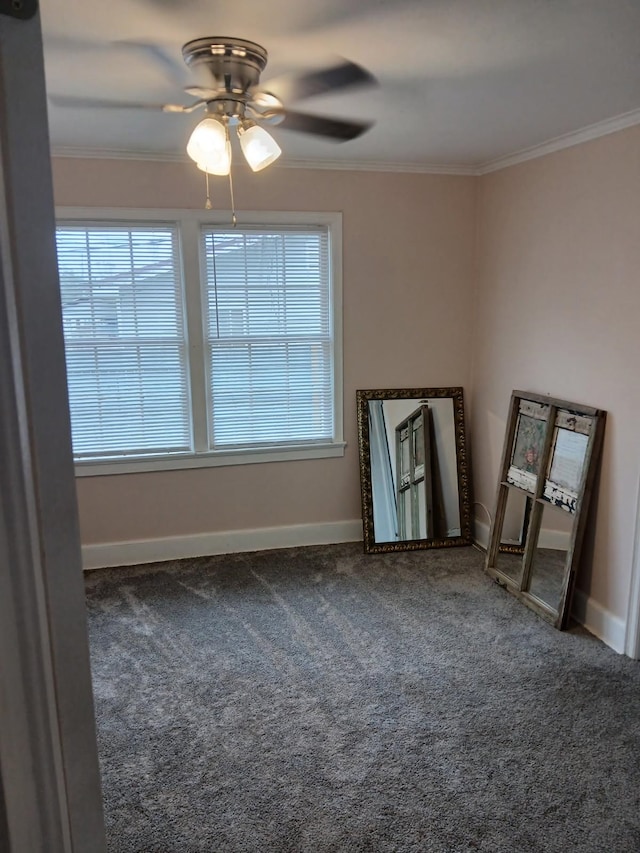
[42,0,640,171]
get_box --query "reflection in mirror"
[527,503,572,611]
[395,405,434,539]
[494,489,532,585]
[501,488,531,548]
[357,388,471,553]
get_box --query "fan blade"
[259,59,377,104]
[119,39,220,90]
[117,41,187,87]
[46,36,192,89]
[184,85,222,100]
[275,110,373,141]
[48,94,201,113]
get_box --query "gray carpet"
[85,543,640,853]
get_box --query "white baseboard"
[473,516,626,654]
[82,519,363,570]
[474,519,491,551]
[571,588,627,654]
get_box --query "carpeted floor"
[85,543,640,853]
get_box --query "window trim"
[56,207,344,477]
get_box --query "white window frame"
[56,208,344,476]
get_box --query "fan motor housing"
[182,37,268,94]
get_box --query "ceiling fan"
[50,36,378,176]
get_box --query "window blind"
[201,226,334,448]
[56,224,191,458]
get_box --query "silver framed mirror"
[356,387,472,553]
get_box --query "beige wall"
[52,129,640,627]
[471,125,640,621]
[52,158,476,545]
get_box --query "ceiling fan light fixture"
[187,117,229,170]
[195,137,232,176]
[238,122,282,172]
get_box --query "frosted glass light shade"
[238,124,282,172]
[196,140,232,176]
[187,118,231,175]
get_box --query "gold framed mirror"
[356,387,472,553]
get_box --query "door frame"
[0,4,106,850]
[624,476,640,659]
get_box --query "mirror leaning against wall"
[356,387,472,553]
[485,390,606,630]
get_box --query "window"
[56,224,190,459]
[202,227,334,449]
[55,210,343,474]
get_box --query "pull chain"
[205,171,212,210]
[228,168,237,227]
[203,166,236,226]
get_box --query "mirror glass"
[494,489,532,585]
[527,503,572,611]
[357,388,471,552]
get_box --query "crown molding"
[477,107,640,174]
[51,146,187,163]
[276,158,477,175]
[50,145,476,175]
[51,106,640,177]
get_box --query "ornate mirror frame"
[356,387,472,553]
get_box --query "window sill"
[74,441,346,477]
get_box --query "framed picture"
[543,410,593,512]
[506,399,549,492]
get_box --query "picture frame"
[506,399,549,492]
